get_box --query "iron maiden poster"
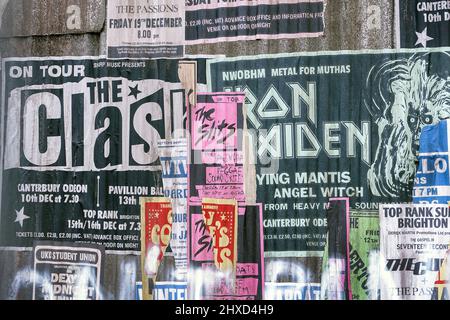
[207,48,450,258]
[0,57,207,252]
[396,0,450,48]
[185,0,325,44]
[380,204,450,300]
[32,241,104,300]
[107,0,185,58]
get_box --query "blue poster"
[413,119,450,204]
[153,282,187,300]
[135,281,187,300]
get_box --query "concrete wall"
[0,0,397,300]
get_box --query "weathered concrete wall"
[0,0,395,58]
[1,34,101,57]
[0,0,105,37]
[0,0,397,300]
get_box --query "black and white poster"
[107,0,185,58]
[380,204,450,300]
[106,0,325,54]
[396,0,450,48]
[32,241,104,300]
[0,57,207,252]
[186,0,325,44]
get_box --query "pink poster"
[188,204,264,300]
[188,93,246,203]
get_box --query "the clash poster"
[207,48,450,260]
[0,57,208,252]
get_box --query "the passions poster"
[107,0,185,58]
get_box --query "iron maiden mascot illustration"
[365,52,450,198]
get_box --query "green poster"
[349,210,379,300]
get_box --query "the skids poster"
[32,241,104,300]
[188,92,246,203]
[379,204,450,300]
[207,48,450,259]
[396,0,450,48]
[107,0,185,58]
[188,203,264,300]
[140,197,173,300]
[185,0,325,44]
[0,57,207,252]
